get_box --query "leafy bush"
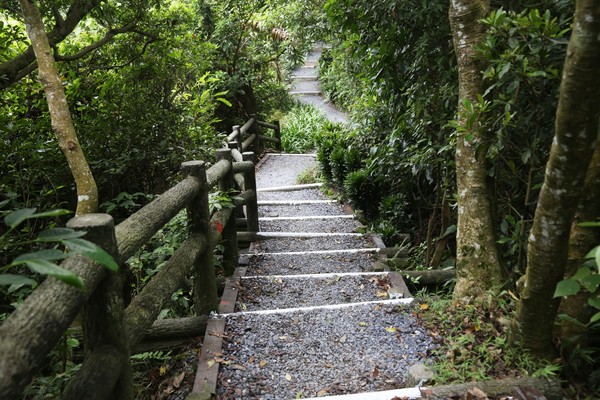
[280,103,330,153]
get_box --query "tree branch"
[1,0,101,89]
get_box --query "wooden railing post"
[274,120,282,151]
[215,149,238,276]
[62,214,132,400]
[250,114,260,153]
[242,151,259,233]
[232,125,242,150]
[181,161,218,315]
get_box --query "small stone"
[406,363,435,387]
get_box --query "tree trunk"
[19,0,98,215]
[512,0,600,358]
[559,144,600,348]
[449,0,504,302]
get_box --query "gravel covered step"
[216,302,432,400]
[256,154,317,188]
[236,273,391,311]
[260,202,349,217]
[259,216,359,233]
[257,188,325,202]
[252,235,375,253]
[245,251,381,276]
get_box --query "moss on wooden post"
[216,149,239,276]
[181,161,219,316]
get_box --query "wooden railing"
[0,117,281,400]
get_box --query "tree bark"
[422,376,562,400]
[559,144,600,349]
[512,0,600,358]
[19,0,98,215]
[449,0,504,302]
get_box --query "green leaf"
[3,208,71,229]
[553,279,580,298]
[0,274,36,287]
[4,208,37,228]
[24,259,84,288]
[581,274,600,293]
[37,228,86,242]
[63,238,118,272]
[216,97,232,107]
[588,296,600,311]
[590,312,600,324]
[579,222,600,227]
[13,249,66,263]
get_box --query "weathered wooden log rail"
[0,117,281,399]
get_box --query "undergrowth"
[280,102,330,153]
[417,291,561,384]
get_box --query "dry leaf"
[376,291,389,298]
[259,360,268,368]
[206,360,216,369]
[173,371,185,388]
[317,388,329,397]
[232,364,246,371]
[420,303,429,310]
[373,367,379,378]
[159,365,167,376]
[467,387,488,399]
[285,373,292,381]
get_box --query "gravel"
[256,155,317,188]
[245,252,380,276]
[216,303,432,400]
[237,274,391,311]
[252,235,375,253]
[259,217,360,233]
[257,188,324,202]
[259,203,348,217]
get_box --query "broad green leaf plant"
[554,222,600,324]
[1,208,118,289]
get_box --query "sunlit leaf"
[4,208,37,228]
[37,228,86,242]
[63,238,118,271]
[24,260,84,288]
[0,273,36,287]
[14,249,65,263]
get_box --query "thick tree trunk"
[560,145,600,348]
[513,0,600,358]
[449,0,504,302]
[19,0,98,215]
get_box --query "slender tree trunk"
[19,0,98,215]
[449,0,504,302]
[512,0,600,358]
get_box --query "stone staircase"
[191,153,431,400]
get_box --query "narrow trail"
[192,49,433,400]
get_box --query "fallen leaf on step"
[173,372,185,388]
[376,291,389,298]
[206,360,215,369]
[259,360,268,368]
[359,321,367,327]
[385,326,397,333]
[373,367,379,378]
[232,364,247,371]
[467,387,488,399]
[285,373,292,381]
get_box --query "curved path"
[191,49,431,400]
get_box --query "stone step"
[235,272,398,312]
[251,235,375,253]
[259,217,359,233]
[245,250,382,276]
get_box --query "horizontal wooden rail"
[0,114,276,399]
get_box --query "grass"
[280,102,329,153]
[296,166,321,185]
[416,290,561,385]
